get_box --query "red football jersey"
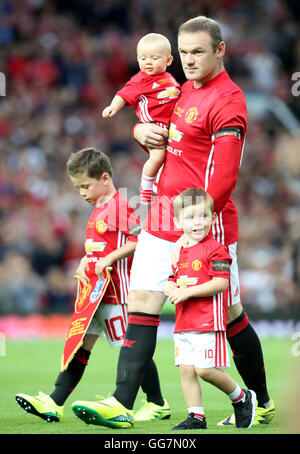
[171,235,232,333]
[117,71,180,126]
[84,190,140,305]
[144,70,247,245]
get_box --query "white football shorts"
[227,242,240,306]
[86,303,128,347]
[174,331,230,369]
[129,230,240,306]
[129,229,175,292]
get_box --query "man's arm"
[205,91,247,214]
[133,122,168,150]
[206,131,244,214]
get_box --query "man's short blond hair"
[178,16,223,51]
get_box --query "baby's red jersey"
[144,70,247,245]
[170,235,232,333]
[84,190,140,305]
[117,71,180,126]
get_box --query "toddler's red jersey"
[171,235,232,333]
[144,70,247,245]
[84,190,140,305]
[117,71,180,126]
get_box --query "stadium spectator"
[0,0,299,315]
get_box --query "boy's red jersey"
[117,71,180,126]
[84,190,140,305]
[171,235,232,333]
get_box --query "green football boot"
[16,391,63,422]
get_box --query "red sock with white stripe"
[140,174,156,204]
[188,406,205,420]
[228,385,246,403]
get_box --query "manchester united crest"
[185,107,198,124]
[75,282,92,313]
[96,219,107,233]
[192,259,202,271]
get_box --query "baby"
[102,33,180,204]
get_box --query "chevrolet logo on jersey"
[168,123,183,143]
[157,86,180,100]
[176,275,198,288]
[85,239,107,255]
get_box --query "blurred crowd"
[0,0,299,315]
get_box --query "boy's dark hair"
[173,187,215,218]
[67,147,113,179]
[178,16,223,52]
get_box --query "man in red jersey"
[74,16,274,428]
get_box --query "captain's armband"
[128,223,142,236]
[212,260,231,272]
[212,127,242,141]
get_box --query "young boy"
[102,33,180,204]
[15,148,170,428]
[164,188,256,430]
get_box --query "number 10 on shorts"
[204,349,214,359]
[104,316,126,342]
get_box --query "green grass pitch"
[0,336,297,435]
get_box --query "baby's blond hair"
[137,33,171,55]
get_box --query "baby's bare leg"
[140,148,166,204]
[143,147,166,177]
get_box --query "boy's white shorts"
[174,331,230,369]
[129,230,240,306]
[86,303,128,347]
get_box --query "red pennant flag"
[61,267,112,371]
